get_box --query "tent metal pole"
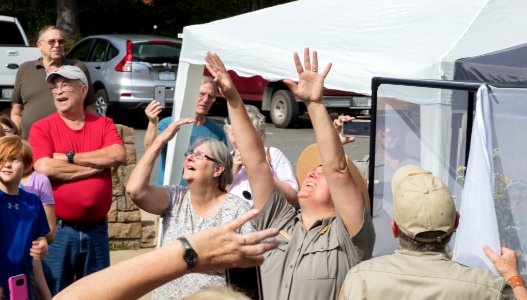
[465,91,475,167]
[367,80,380,216]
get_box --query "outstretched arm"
[284,48,364,235]
[205,53,275,210]
[126,118,194,215]
[53,209,279,300]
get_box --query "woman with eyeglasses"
[126,118,256,299]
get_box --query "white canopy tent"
[162,0,527,260]
[166,0,527,186]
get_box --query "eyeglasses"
[49,81,79,93]
[184,150,220,164]
[2,127,14,135]
[45,39,65,46]
[199,91,215,102]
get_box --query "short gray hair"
[192,138,232,191]
[38,25,63,41]
[201,76,217,99]
[223,105,266,142]
[398,230,453,252]
[245,105,266,141]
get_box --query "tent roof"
[180,0,527,96]
[454,43,527,85]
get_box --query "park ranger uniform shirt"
[340,249,510,299]
[253,189,375,300]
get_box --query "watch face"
[183,249,198,267]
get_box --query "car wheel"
[95,89,109,116]
[270,90,299,128]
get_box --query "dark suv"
[66,34,182,115]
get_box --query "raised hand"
[231,149,243,175]
[204,52,238,100]
[155,118,194,145]
[145,100,163,124]
[483,245,520,280]
[333,115,356,145]
[284,48,332,104]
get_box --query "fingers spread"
[321,62,332,78]
[312,50,318,72]
[293,52,303,74]
[226,209,260,231]
[243,228,279,245]
[240,240,279,257]
[234,255,265,269]
[483,245,497,261]
[303,48,311,71]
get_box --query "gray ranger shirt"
[252,189,375,300]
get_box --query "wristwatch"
[66,150,75,164]
[177,237,198,272]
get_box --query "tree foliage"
[1,0,291,46]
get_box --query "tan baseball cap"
[392,165,456,242]
[296,143,370,213]
[46,65,88,86]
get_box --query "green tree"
[56,0,80,40]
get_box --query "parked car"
[66,34,182,115]
[204,69,371,128]
[0,15,40,104]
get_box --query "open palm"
[284,48,332,104]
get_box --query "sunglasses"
[45,39,65,46]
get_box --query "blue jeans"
[42,221,110,296]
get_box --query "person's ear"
[391,219,400,238]
[454,211,460,229]
[213,164,225,178]
[81,84,88,98]
[24,163,33,175]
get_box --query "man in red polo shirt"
[28,65,126,295]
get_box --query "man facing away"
[340,165,511,299]
[28,65,126,295]
[11,25,96,139]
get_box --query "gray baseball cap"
[46,65,88,86]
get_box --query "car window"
[0,21,25,45]
[132,42,181,64]
[106,43,119,60]
[67,39,93,61]
[89,39,109,62]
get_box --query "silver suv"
[66,34,182,115]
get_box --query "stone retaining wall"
[107,124,143,249]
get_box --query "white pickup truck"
[0,16,40,103]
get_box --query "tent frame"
[367,77,483,210]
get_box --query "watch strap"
[177,237,197,272]
[66,151,75,164]
[507,275,525,288]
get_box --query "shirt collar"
[295,211,336,230]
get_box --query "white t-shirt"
[229,146,299,206]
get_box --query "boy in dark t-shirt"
[0,136,49,298]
